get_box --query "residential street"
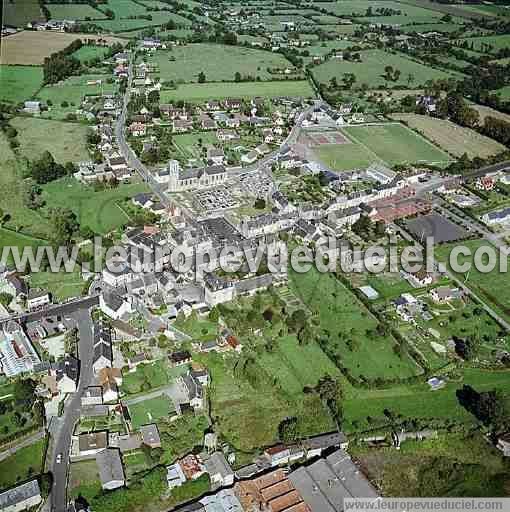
[49,308,95,512]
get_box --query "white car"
[56,454,62,464]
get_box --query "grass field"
[400,22,464,34]
[11,117,90,163]
[122,360,188,395]
[492,85,510,100]
[29,269,84,301]
[146,44,295,83]
[87,11,190,32]
[312,49,462,89]
[342,123,451,166]
[316,122,449,171]
[69,460,102,502]
[390,113,506,159]
[36,73,116,120]
[456,34,510,54]
[47,3,107,19]
[72,45,109,63]
[0,439,45,491]
[2,0,43,27]
[290,267,421,380]
[1,31,126,65]
[202,351,334,452]
[42,178,150,234]
[161,80,314,102]
[0,65,43,104]
[471,104,510,124]
[0,134,50,238]
[129,395,175,429]
[435,239,510,325]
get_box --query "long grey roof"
[0,480,41,508]
[96,448,125,485]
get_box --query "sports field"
[342,123,451,166]
[0,65,43,103]
[315,123,449,170]
[312,49,462,89]
[1,31,126,65]
[128,395,175,429]
[47,3,107,19]
[161,80,314,102]
[11,117,90,163]
[42,178,150,234]
[390,113,506,159]
[146,44,296,83]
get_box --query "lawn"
[312,49,462,89]
[160,80,314,103]
[289,267,422,380]
[129,395,175,429]
[28,269,84,301]
[435,239,510,325]
[390,113,506,159]
[10,117,90,163]
[0,439,45,491]
[42,178,150,234]
[0,65,43,104]
[0,133,51,238]
[122,359,188,395]
[145,44,296,83]
[47,3,107,19]
[69,460,102,502]
[342,123,450,166]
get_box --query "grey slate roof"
[96,448,125,486]
[0,480,41,509]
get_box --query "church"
[164,160,229,192]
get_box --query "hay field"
[390,113,506,159]
[1,31,126,65]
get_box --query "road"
[49,308,95,512]
[0,295,99,328]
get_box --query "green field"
[2,0,43,26]
[122,360,188,395]
[435,239,510,325]
[290,267,421,380]
[400,22,464,34]
[0,439,45,491]
[312,49,462,89]
[42,178,150,234]
[0,134,50,238]
[146,43,295,83]
[72,46,110,63]
[36,73,116,119]
[342,123,450,166]
[315,123,449,171]
[87,11,190,32]
[47,3,107,19]
[129,395,175,429]
[456,34,510,53]
[29,269,84,301]
[11,117,90,163]
[0,65,43,104]
[161,80,314,102]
